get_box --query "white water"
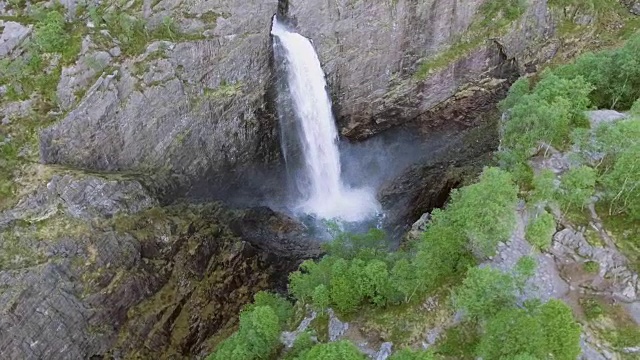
[271,19,380,222]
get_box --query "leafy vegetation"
[207,292,292,360]
[525,211,556,250]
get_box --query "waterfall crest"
[271,18,380,222]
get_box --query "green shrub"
[555,34,640,110]
[296,340,366,360]
[557,166,596,211]
[501,73,592,159]
[601,144,640,219]
[388,348,435,360]
[538,300,582,360]
[285,331,315,359]
[477,307,546,359]
[208,306,281,360]
[530,169,556,204]
[34,10,69,53]
[631,98,640,115]
[446,167,519,257]
[246,291,293,328]
[583,261,600,273]
[453,266,517,320]
[312,285,330,314]
[525,211,556,250]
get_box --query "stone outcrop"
[39,0,283,202]
[284,0,547,140]
[0,174,320,359]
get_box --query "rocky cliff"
[1,0,639,358]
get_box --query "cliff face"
[0,174,320,359]
[0,0,638,358]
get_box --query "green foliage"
[434,321,480,359]
[388,348,435,360]
[530,169,556,203]
[296,340,366,360]
[208,306,281,360]
[583,260,600,273]
[477,307,546,359]
[323,227,387,260]
[445,167,519,257]
[246,292,293,329]
[514,256,537,286]
[285,332,316,360]
[453,266,517,320]
[525,211,556,250]
[555,34,640,110]
[557,166,596,211]
[475,299,581,360]
[631,98,640,115]
[34,10,69,53]
[591,118,640,160]
[312,285,330,314]
[501,73,593,160]
[538,300,582,360]
[601,143,640,220]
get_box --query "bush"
[453,266,517,320]
[477,307,546,359]
[557,166,596,211]
[530,170,557,204]
[446,167,519,257]
[601,144,640,220]
[312,285,330,314]
[208,306,281,360]
[296,340,366,360]
[285,331,315,359]
[555,34,640,110]
[538,300,582,360]
[525,211,556,250]
[34,10,69,53]
[631,98,640,115]
[246,292,293,328]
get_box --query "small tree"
[557,166,596,211]
[312,285,330,314]
[525,211,556,250]
[447,167,519,258]
[538,300,582,360]
[453,266,517,320]
[476,307,546,359]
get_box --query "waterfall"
[271,18,380,222]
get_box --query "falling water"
[271,18,380,222]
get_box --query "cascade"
[271,18,380,222]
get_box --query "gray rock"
[0,174,157,229]
[40,1,283,199]
[56,48,112,110]
[0,21,31,58]
[375,342,393,360]
[286,0,547,139]
[281,310,317,348]
[489,208,569,302]
[586,110,628,128]
[553,228,639,303]
[328,309,349,342]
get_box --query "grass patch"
[595,202,640,273]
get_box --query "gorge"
[1,0,640,359]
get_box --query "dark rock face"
[0,175,320,359]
